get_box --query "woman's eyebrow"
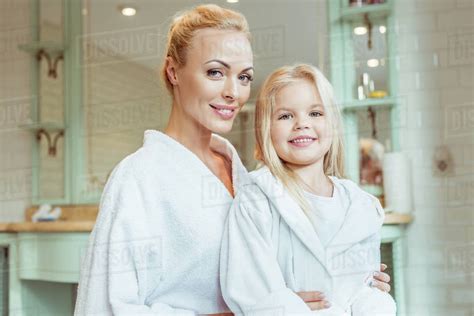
[204,59,254,72]
[205,59,230,69]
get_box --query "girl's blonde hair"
[254,64,345,213]
[161,4,250,94]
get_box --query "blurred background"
[0,0,472,315]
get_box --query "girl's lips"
[288,136,317,148]
[209,104,236,120]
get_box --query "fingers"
[306,301,331,311]
[371,279,391,292]
[374,270,391,283]
[296,291,325,302]
[381,263,388,271]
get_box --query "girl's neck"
[286,160,333,197]
[165,102,213,162]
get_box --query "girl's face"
[270,79,332,168]
[171,28,253,134]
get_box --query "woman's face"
[171,28,253,134]
[270,79,333,167]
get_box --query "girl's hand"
[371,263,391,292]
[296,291,331,310]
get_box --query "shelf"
[340,3,391,23]
[19,122,65,132]
[342,96,397,111]
[18,41,65,56]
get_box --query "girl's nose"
[294,116,310,130]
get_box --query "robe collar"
[251,166,384,273]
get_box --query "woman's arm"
[372,264,392,292]
[75,164,196,315]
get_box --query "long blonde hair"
[161,4,250,94]
[254,64,345,213]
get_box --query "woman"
[75,4,391,315]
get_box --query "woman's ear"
[165,57,179,86]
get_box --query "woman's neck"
[287,160,333,197]
[165,103,213,162]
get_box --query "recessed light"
[353,26,367,35]
[367,59,380,67]
[227,0,239,3]
[379,25,387,34]
[120,6,137,16]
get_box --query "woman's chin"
[206,120,235,135]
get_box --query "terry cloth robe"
[75,130,249,316]
[220,166,396,316]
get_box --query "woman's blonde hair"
[254,64,345,213]
[161,4,250,94]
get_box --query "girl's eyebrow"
[204,59,254,72]
[275,104,324,112]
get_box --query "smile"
[288,136,317,147]
[209,104,237,120]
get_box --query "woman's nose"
[222,78,238,101]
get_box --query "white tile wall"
[396,0,473,314]
[0,0,32,222]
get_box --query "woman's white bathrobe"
[75,130,249,315]
[221,166,396,315]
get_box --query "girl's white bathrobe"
[75,130,249,315]
[221,166,396,315]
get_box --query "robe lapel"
[327,183,384,258]
[251,167,327,267]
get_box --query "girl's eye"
[207,69,223,78]
[239,73,254,84]
[278,113,293,120]
[310,111,323,117]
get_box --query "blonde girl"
[221,64,396,315]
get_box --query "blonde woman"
[221,64,396,315]
[75,4,391,315]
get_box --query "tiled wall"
[395,1,473,315]
[0,0,32,222]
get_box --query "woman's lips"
[209,104,237,120]
[288,136,317,148]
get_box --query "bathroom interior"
[0,0,472,315]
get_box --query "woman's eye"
[207,69,223,78]
[239,74,253,84]
[278,113,293,120]
[310,111,323,117]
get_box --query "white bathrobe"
[220,166,396,315]
[75,130,249,315]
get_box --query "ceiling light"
[367,59,380,67]
[379,25,387,34]
[353,26,367,35]
[120,6,136,16]
[227,0,239,3]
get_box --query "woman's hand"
[371,263,391,292]
[296,291,331,310]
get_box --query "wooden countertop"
[0,209,413,233]
[0,221,96,232]
[384,212,413,225]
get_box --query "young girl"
[220,64,396,315]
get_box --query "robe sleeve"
[220,186,312,315]
[74,161,195,316]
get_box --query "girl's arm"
[220,186,312,315]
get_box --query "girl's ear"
[165,57,179,86]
